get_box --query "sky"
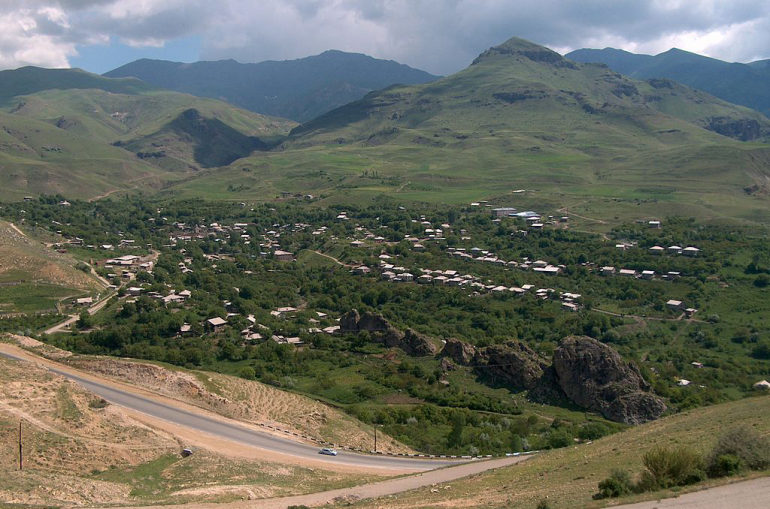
[2,0,770,76]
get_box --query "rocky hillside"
[340,309,666,425]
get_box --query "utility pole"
[374,425,377,453]
[18,420,23,471]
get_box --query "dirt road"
[116,455,529,509]
[44,291,116,334]
[613,477,770,509]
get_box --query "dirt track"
[613,477,770,509]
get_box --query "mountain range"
[567,47,770,118]
[104,51,440,123]
[1,38,770,223]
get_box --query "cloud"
[0,0,769,74]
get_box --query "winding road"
[0,348,468,471]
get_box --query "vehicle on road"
[319,447,338,456]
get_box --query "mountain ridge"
[104,51,441,122]
[567,46,770,117]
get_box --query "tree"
[447,412,465,448]
[76,311,93,329]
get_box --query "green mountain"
[0,67,296,199]
[567,47,770,117]
[172,37,770,223]
[104,51,440,123]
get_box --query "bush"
[707,427,770,477]
[594,469,632,499]
[710,455,744,477]
[638,445,706,491]
[578,422,610,441]
[535,499,551,509]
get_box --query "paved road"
[0,350,468,471]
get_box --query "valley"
[0,33,769,509]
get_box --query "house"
[649,246,664,255]
[677,379,691,387]
[350,240,365,248]
[491,207,517,217]
[648,220,662,229]
[618,269,636,277]
[400,273,414,282]
[352,266,371,275]
[667,299,684,310]
[533,265,561,275]
[73,297,93,306]
[685,308,698,317]
[691,362,704,369]
[127,287,143,296]
[601,266,615,276]
[529,222,544,230]
[179,323,192,336]
[178,290,192,301]
[273,250,294,261]
[433,275,448,285]
[562,302,579,312]
[640,270,655,280]
[418,274,433,284]
[206,317,227,332]
[668,245,682,254]
[682,246,700,257]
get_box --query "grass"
[347,394,770,509]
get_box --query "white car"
[319,447,338,456]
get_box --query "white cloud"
[0,0,768,73]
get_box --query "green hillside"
[568,47,770,118]
[0,68,297,199]
[172,37,770,224]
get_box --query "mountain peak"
[472,37,564,65]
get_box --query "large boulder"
[401,329,439,357]
[552,336,666,424]
[441,338,476,365]
[473,340,547,390]
[339,309,361,332]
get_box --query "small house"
[667,299,684,311]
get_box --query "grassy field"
[347,394,770,509]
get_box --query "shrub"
[710,455,744,477]
[594,469,632,499]
[638,445,706,491]
[88,398,109,409]
[547,429,573,449]
[707,427,770,476]
[578,422,610,441]
[535,499,551,509]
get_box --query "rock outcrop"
[551,336,666,424]
[401,329,439,356]
[339,309,437,356]
[441,338,476,365]
[473,341,547,390]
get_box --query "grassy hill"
[0,220,102,314]
[171,37,770,224]
[104,51,440,123]
[567,47,770,118]
[349,394,770,509]
[0,68,296,199]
